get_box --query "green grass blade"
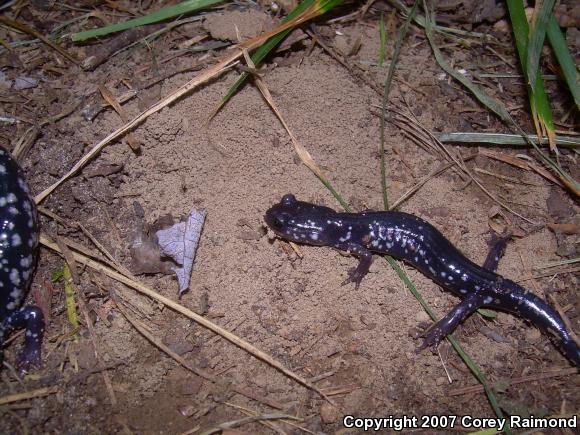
[546,15,580,109]
[213,0,343,118]
[437,132,580,148]
[379,0,418,210]
[387,0,487,39]
[526,0,555,90]
[215,0,316,117]
[307,9,508,422]
[71,0,224,42]
[506,0,556,150]
[423,8,511,123]
[506,0,528,63]
[63,264,80,337]
[378,13,386,67]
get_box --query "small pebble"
[526,328,542,342]
[319,402,339,424]
[415,311,431,323]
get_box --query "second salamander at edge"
[265,194,580,366]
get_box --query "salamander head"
[265,194,336,246]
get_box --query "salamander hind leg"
[2,306,45,373]
[483,234,510,272]
[417,293,483,352]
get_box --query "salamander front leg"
[335,242,373,290]
[2,306,45,373]
[417,293,483,352]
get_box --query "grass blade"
[506,0,556,151]
[436,132,580,148]
[526,0,555,90]
[379,0,418,210]
[378,3,510,428]
[423,8,511,121]
[71,0,224,42]
[387,0,488,39]
[211,0,343,119]
[546,15,580,109]
[378,13,387,67]
[63,264,79,336]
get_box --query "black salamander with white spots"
[0,147,43,372]
[265,194,580,366]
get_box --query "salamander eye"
[271,217,284,230]
[281,194,296,205]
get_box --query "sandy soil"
[0,1,578,434]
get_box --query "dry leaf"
[156,209,206,295]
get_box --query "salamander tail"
[505,286,580,366]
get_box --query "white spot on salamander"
[483,296,493,304]
[339,231,352,242]
[9,268,21,286]
[11,233,21,247]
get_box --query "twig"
[0,386,59,406]
[0,15,80,65]
[450,367,578,396]
[197,413,300,435]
